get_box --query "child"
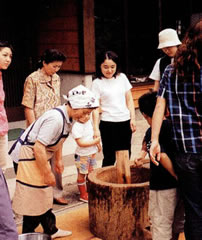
[135,91,184,240]
[71,116,101,203]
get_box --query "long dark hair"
[174,19,202,78]
[37,49,66,69]
[95,50,120,79]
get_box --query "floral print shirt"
[22,69,61,120]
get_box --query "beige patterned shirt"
[22,69,61,119]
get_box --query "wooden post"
[116,150,131,184]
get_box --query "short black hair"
[37,49,66,68]
[138,91,157,118]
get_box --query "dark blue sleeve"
[158,64,172,98]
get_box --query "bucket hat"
[158,28,181,49]
[63,85,99,109]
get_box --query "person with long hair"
[150,18,202,239]
[91,50,136,167]
[0,40,18,239]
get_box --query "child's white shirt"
[71,120,98,156]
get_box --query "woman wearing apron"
[11,85,99,239]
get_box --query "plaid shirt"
[158,64,202,153]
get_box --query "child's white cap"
[158,28,181,49]
[63,85,99,109]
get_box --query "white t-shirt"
[149,57,174,81]
[91,73,132,122]
[71,120,97,156]
[149,58,161,81]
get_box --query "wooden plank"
[38,31,79,44]
[82,0,96,73]
[39,17,78,31]
[131,83,154,108]
[38,44,79,58]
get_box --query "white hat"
[158,28,181,49]
[63,85,99,109]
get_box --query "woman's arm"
[150,97,166,165]
[24,107,36,126]
[126,90,136,132]
[153,80,160,91]
[22,76,36,126]
[33,140,56,186]
[53,144,64,174]
[92,107,101,137]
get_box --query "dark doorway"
[0,1,39,121]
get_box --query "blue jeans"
[174,152,202,240]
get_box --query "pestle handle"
[116,150,131,184]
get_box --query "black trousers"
[100,120,132,167]
[22,209,58,235]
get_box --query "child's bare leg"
[160,153,178,180]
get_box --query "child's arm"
[160,153,177,180]
[134,140,148,167]
[134,150,148,167]
[75,136,101,148]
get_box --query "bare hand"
[96,142,102,152]
[149,141,161,166]
[134,157,144,167]
[94,128,101,138]
[94,136,101,144]
[130,119,136,133]
[44,171,56,186]
[54,160,64,174]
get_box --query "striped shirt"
[158,64,202,153]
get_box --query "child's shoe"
[80,192,88,203]
[51,229,72,239]
[77,179,88,203]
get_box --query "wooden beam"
[82,0,96,73]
